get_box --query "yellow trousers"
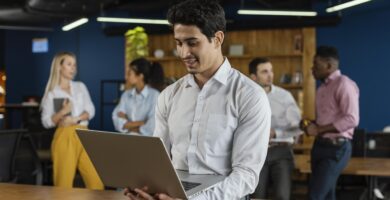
[51,125,104,189]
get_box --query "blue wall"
[4,0,390,131]
[5,20,125,130]
[317,0,390,131]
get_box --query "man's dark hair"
[167,0,226,42]
[316,46,339,61]
[248,57,270,75]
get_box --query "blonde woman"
[40,52,103,189]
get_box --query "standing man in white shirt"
[124,0,271,199]
[249,58,302,200]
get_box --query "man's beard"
[260,83,271,88]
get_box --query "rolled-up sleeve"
[333,80,360,132]
[193,88,271,200]
[153,90,171,154]
[112,93,129,133]
[41,93,55,129]
[275,93,302,139]
[81,83,95,120]
[139,100,157,136]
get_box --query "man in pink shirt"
[304,46,359,200]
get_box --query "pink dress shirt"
[316,70,359,139]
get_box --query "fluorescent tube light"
[238,9,317,17]
[62,18,89,31]
[0,25,53,31]
[326,0,372,13]
[97,17,169,25]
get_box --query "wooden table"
[0,183,128,200]
[293,143,312,153]
[295,155,390,200]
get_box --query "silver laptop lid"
[76,129,188,199]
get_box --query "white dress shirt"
[112,85,160,136]
[41,81,95,128]
[154,58,271,200]
[268,85,302,144]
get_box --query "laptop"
[76,129,225,199]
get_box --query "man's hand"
[124,187,182,200]
[124,187,154,200]
[306,123,319,136]
[156,193,181,200]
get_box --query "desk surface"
[295,154,390,177]
[0,183,128,200]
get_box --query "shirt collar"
[185,75,197,88]
[54,80,74,96]
[268,84,276,95]
[129,85,149,98]
[325,70,341,84]
[184,57,231,88]
[211,57,231,85]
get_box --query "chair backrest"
[383,126,390,133]
[351,128,366,157]
[365,132,390,157]
[13,130,43,185]
[0,129,26,182]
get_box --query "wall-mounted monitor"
[32,38,48,53]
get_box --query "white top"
[268,85,302,144]
[154,58,271,200]
[41,81,95,128]
[112,85,160,136]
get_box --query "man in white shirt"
[248,58,302,200]
[124,0,271,199]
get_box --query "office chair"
[351,128,366,157]
[32,128,55,185]
[13,130,43,185]
[0,129,27,182]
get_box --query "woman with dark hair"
[112,58,164,135]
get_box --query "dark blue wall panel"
[5,21,124,130]
[317,1,390,131]
[4,1,390,131]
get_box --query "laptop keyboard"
[181,181,201,191]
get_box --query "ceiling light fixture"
[0,25,53,31]
[237,9,318,17]
[62,18,89,31]
[97,17,169,25]
[326,0,372,13]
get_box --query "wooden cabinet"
[127,28,316,119]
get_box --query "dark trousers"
[251,145,294,200]
[309,138,352,200]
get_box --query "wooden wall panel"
[127,28,316,119]
[302,28,316,120]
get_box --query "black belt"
[316,137,349,146]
